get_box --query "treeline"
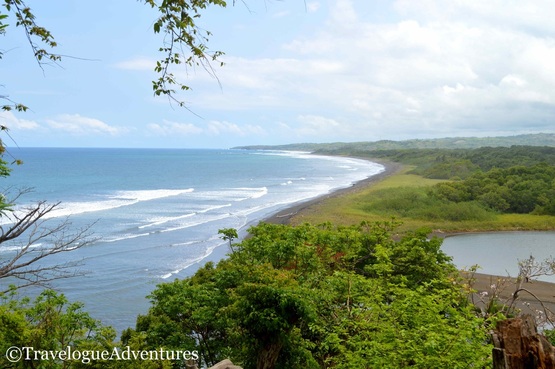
[365,163,555,222]
[366,145,555,179]
[370,146,555,216]
[433,164,555,215]
[345,146,555,222]
[235,133,555,152]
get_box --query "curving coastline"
[261,157,555,314]
[263,158,402,225]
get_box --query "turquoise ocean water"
[0,148,383,332]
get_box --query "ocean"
[0,148,384,332]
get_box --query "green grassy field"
[290,165,555,234]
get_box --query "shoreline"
[466,272,555,318]
[261,155,555,313]
[263,158,403,225]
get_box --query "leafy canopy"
[129,221,493,369]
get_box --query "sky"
[1,0,555,149]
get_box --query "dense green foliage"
[433,164,555,215]
[0,288,182,368]
[354,161,555,223]
[360,186,496,222]
[368,146,555,179]
[127,221,493,369]
[0,289,114,368]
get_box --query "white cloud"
[296,115,340,136]
[147,120,266,137]
[1,112,130,139]
[147,121,203,136]
[182,0,555,141]
[0,111,40,130]
[53,0,555,146]
[330,0,358,25]
[395,0,555,34]
[272,10,291,18]
[46,114,126,136]
[206,120,266,136]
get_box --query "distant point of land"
[233,132,555,152]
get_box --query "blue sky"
[2,0,555,149]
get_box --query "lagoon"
[441,231,555,282]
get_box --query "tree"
[0,135,96,291]
[145,0,227,107]
[218,228,238,253]
[0,193,97,292]
[1,0,60,113]
[0,119,95,291]
[0,288,177,369]
[0,120,94,290]
[0,289,115,369]
[130,221,493,369]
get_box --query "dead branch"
[0,197,97,292]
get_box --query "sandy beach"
[263,156,555,320]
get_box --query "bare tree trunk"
[492,315,555,369]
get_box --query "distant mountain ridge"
[234,133,555,153]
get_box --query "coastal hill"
[234,132,555,152]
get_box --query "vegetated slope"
[233,133,555,152]
[284,144,555,232]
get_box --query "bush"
[416,201,495,222]
[362,187,495,222]
[361,187,435,217]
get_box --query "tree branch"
[0,195,97,291]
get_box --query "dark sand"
[466,272,555,319]
[263,159,403,225]
[262,157,555,318]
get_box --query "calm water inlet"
[441,231,555,282]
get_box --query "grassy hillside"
[234,132,555,152]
